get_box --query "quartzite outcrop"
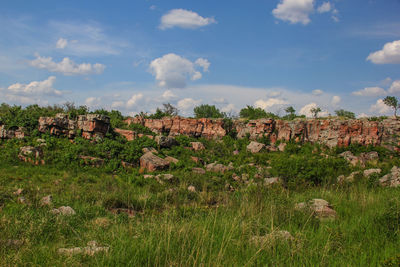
[124,117,400,150]
[38,113,110,139]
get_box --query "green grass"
[0,160,399,266]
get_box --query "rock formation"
[38,113,110,139]
[0,125,26,139]
[124,116,400,150]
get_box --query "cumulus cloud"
[56,38,68,49]
[160,9,216,30]
[5,76,62,96]
[369,99,391,114]
[312,89,324,96]
[317,2,331,13]
[272,0,314,25]
[254,98,289,111]
[177,98,201,115]
[221,103,236,113]
[352,87,386,97]
[299,102,329,117]
[388,80,400,94]
[161,90,177,101]
[195,58,211,72]
[30,54,105,75]
[111,101,125,109]
[267,91,282,97]
[331,95,341,106]
[126,93,143,108]
[367,40,400,64]
[85,97,101,108]
[149,53,209,89]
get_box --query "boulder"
[264,177,282,186]
[339,151,379,167]
[164,156,179,164]
[337,171,361,183]
[206,162,234,173]
[363,168,381,177]
[187,185,196,192]
[114,128,137,141]
[0,125,26,139]
[190,142,205,151]
[379,166,400,187]
[247,141,265,153]
[155,135,178,148]
[40,195,53,206]
[139,152,170,172]
[142,147,158,154]
[18,146,44,165]
[192,167,206,174]
[51,206,76,216]
[296,199,337,220]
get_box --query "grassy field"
[0,157,399,266]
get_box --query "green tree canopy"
[193,104,225,118]
[335,109,355,119]
[239,105,268,119]
[383,96,399,117]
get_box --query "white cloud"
[85,97,101,108]
[357,113,369,119]
[272,0,314,25]
[177,98,201,115]
[317,2,331,13]
[149,53,208,89]
[160,9,216,30]
[161,90,177,101]
[388,80,400,94]
[126,93,143,108]
[331,95,341,106]
[195,58,210,72]
[56,38,68,49]
[267,91,282,97]
[352,87,386,97]
[213,97,227,104]
[221,103,236,113]
[369,99,391,114]
[5,76,62,96]
[312,89,324,96]
[111,101,125,109]
[254,98,289,111]
[30,53,105,75]
[299,102,329,117]
[367,40,400,64]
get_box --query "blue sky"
[0,0,400,117]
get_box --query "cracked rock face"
[379,166,400,188]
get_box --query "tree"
[162,103,178,116]
[193,104,225,118]
[285,106,296,116]
[310,107,321,118]
[239,105,267,119]
[383,96,399,117]
[335,109,355,119]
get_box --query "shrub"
[194,104,226,118]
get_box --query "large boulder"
[140,152,170,172]
[18,146,44,165]
[296,199,337,220]
[155,135,178,148]
[206,162,234,173]
[247,141,265,153]
[379,166,400,187]
[190,142,205,151]
[114,128,137,141]
[339,151,379,167]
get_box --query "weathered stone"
[164,156,179,164]
[0,125,26,139]
[337,171,361,183]
[142,147,158,154]
[277,143,287,152]
[139,152,169,172]
[58,241,109,256]
[79,156,105,167]
[247,141,265,153]
[51,206,76,216]
[38,113,110,140]
[190,142,205,151]
[155,135,178,148]
[339,151,379,167]
[363,168,381,177]
[40,195,53,206]
[114,128,137,141]
[18,146,44,165]
[17,197,26,204]
[296,199,337,220]
[187,185,196,192]
[192,167,206,174]
[379,166,400,187]
[206,162,234,173]
[264,177,282,186]
[190,156,203,164]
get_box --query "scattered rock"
[155,135,179,148]
[225,183,235,191]
[51,206,76,216]
[40,195,53,206]
[142,147,158,154]
[190,142,205,151]
[251,230,294,246]
[13,188,23,195]
[139,152,170,172]
[233,150,239,155]
[190,156,204,164]
[187,185,196,192]
[339,151,379,167]
[58,241,109,256]
[337,171,361,183]
[379,166,400,187]
[232,173,241,181]
[18,146,44,165]
[206,162,234,173]
[277,143,287,152]
[296,199,337,220]
[114,128,137,141]
[363,168,381,177]
[247,141,265,154]
[192,167,206,174]
[17,197,26,204]
[264,177,282,186]
[164,156,179,164]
